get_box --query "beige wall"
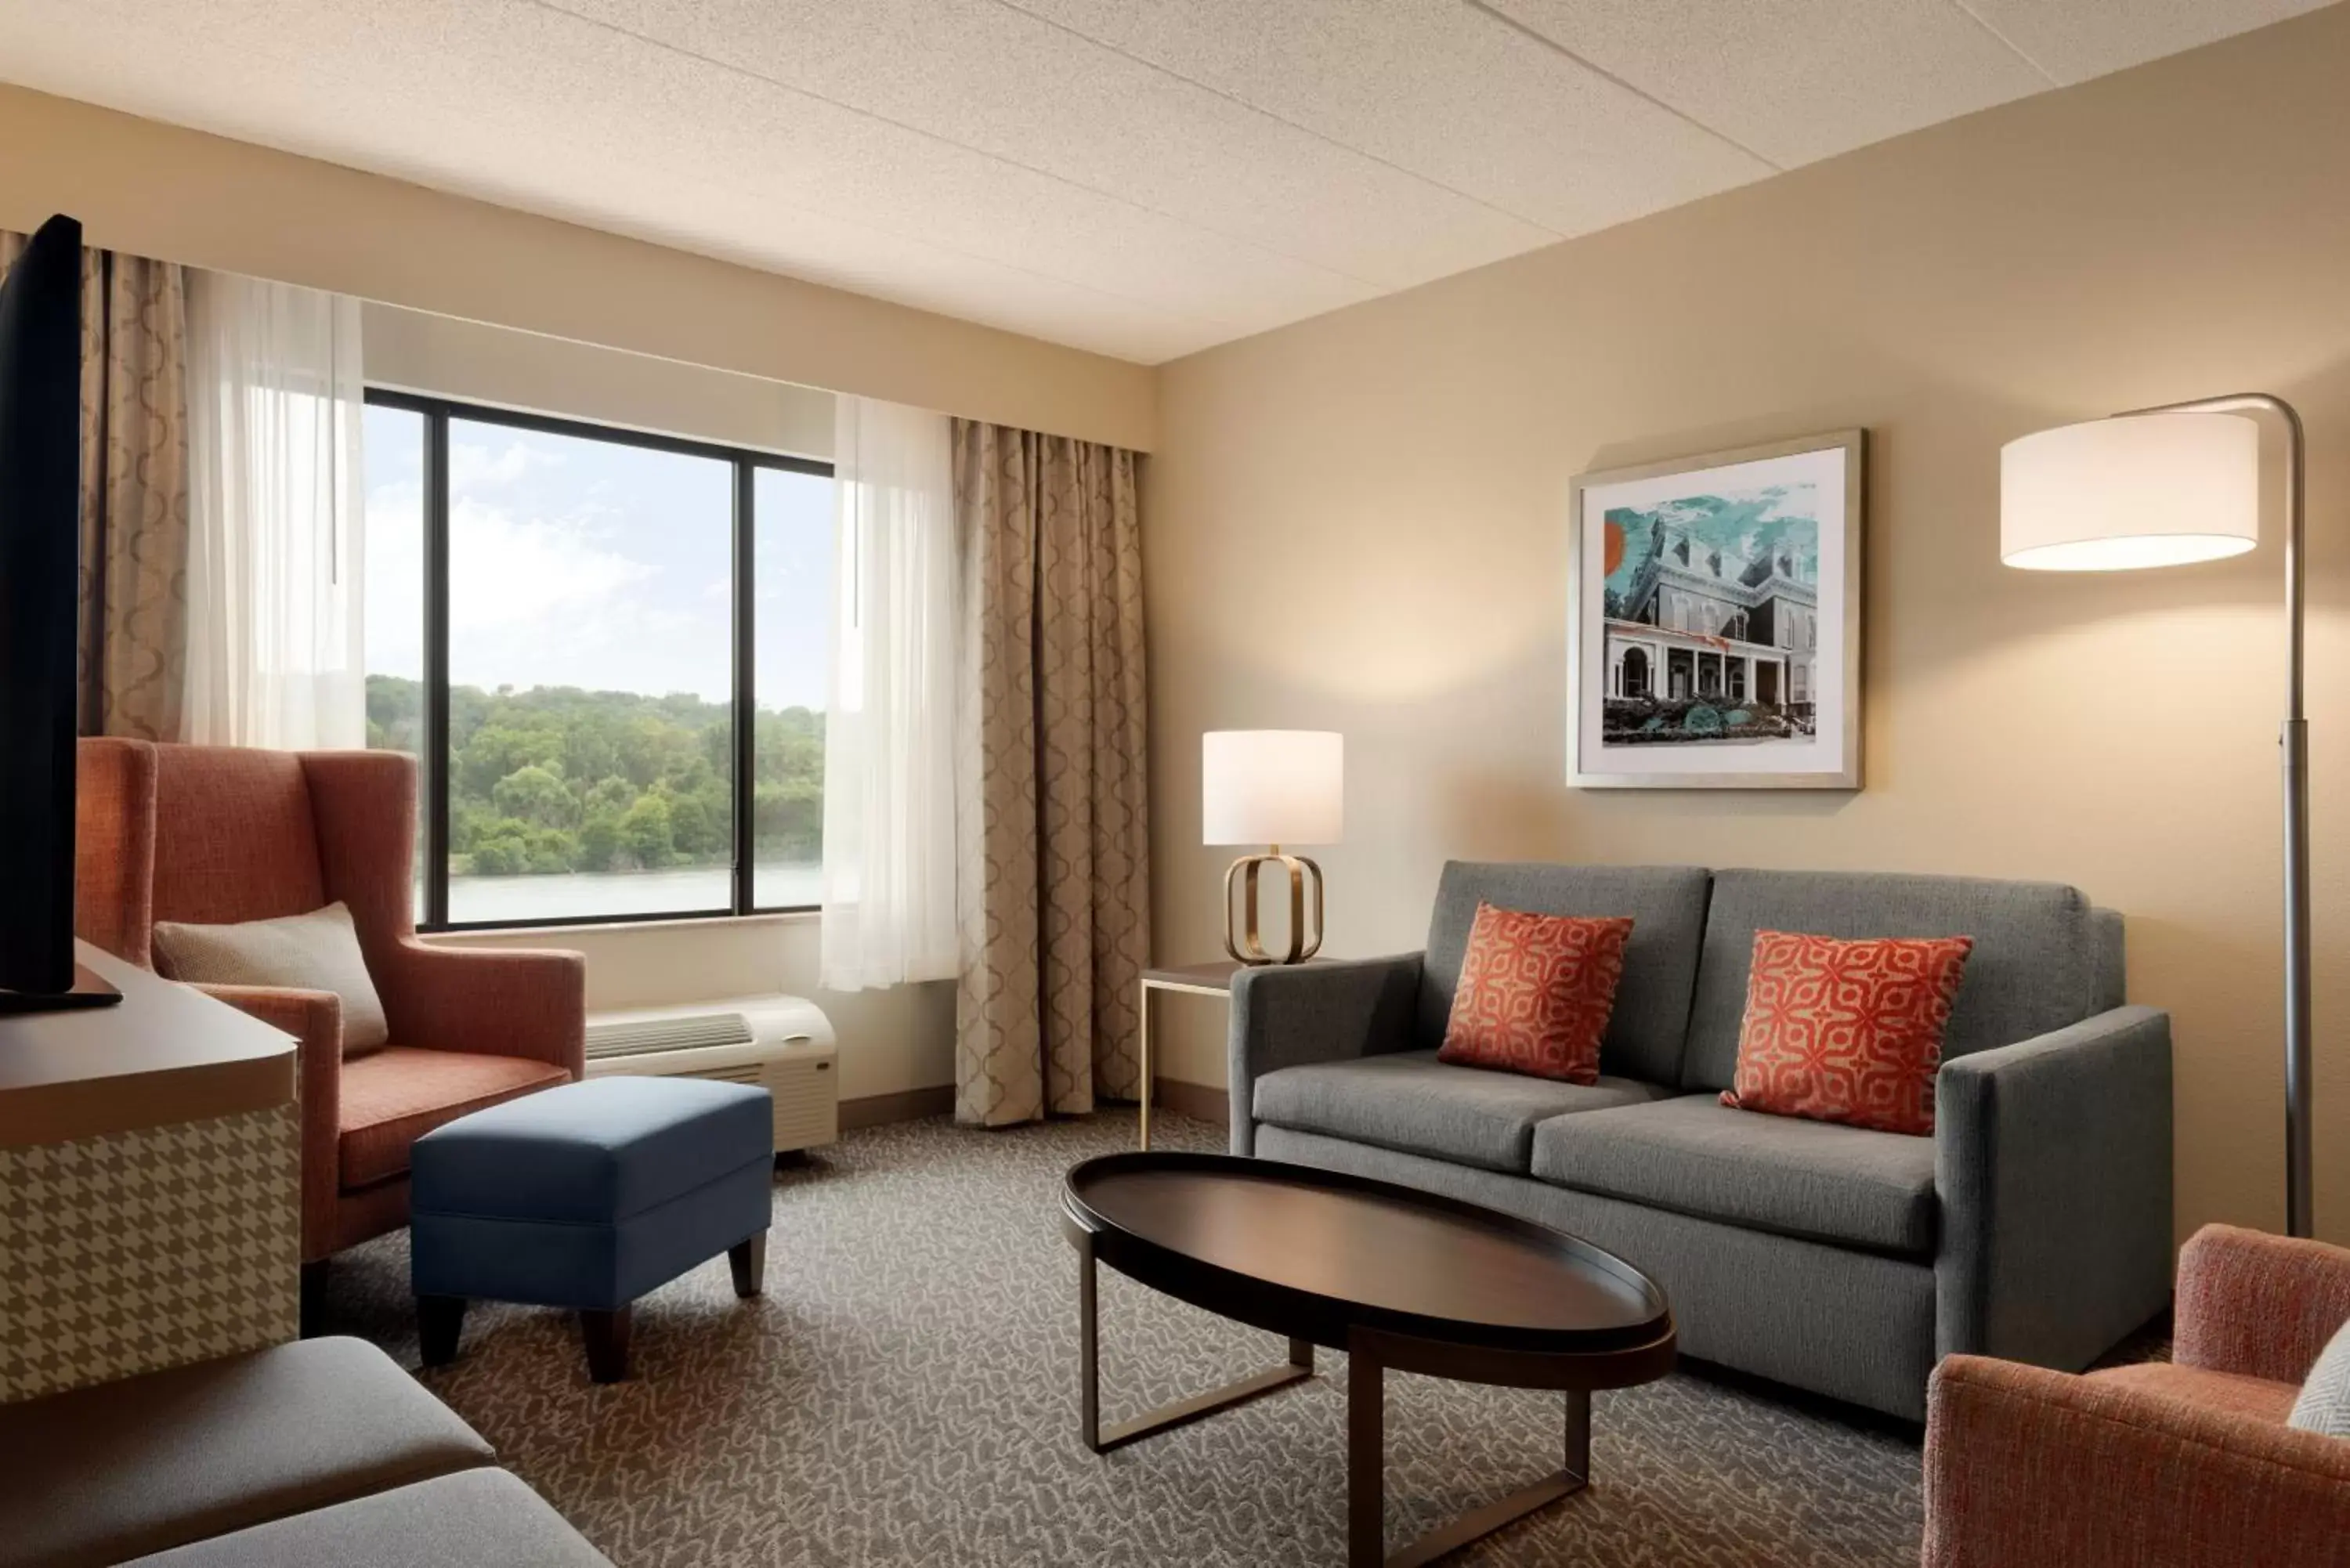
[0,83,1153,452]
[1145,7,2350,1244]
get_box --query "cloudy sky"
[364,405,831,710]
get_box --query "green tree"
[364,674,828,881]
[578,812,622,873]
[491,764,577,829]
[620,794,674,869]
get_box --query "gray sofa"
[1230,862,2174,1421]
[0,1337,610,1567]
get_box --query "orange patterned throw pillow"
[1722,930,1974,1136]
[1437,902,1634,1085]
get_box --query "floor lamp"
[2001,393,2312,1237]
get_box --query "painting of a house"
[1600,487,1820,744]
[1569,430,1860,789]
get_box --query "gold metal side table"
[1135,961,1244,1151]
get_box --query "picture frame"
[1567,429,1864,790]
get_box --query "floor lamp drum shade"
[1202,730,1342,966]
[2001,412,2260,572]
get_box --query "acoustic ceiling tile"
[1482,0,2055,168]
[543,0,1558,289]
[1010,0,1775,237]
[1955,0,2334,84]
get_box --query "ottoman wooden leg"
[582,1307,633,1383]
[418,1295,466,1367]
[728,1231,768,1299]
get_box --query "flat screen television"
[0,212,115,1011]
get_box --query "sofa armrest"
[1227,953,1421,1154]
[372,941,586,1078]
[197,983,345,1263]
[1936,1006,2172,1367]
[2174,1223,2350,1383]
[1923,1354,2350,1568]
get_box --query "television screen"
[0,214,86,999]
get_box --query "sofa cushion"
[339,1048,572,1190]
[0,1337,494,1568]
[1422,862,1710,1086]
[121,1469,613,1567]
[1722,930,1973,1136]
[1530,1093,1940,1255]
[1254,1050,1675,1173]
[1437,905,1632,1084]
[1682,869,2098,1092]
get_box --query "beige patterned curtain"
[953,421,1150,1126]
[0,232,191,741]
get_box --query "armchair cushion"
[339,1049,571,1190]
[154,902,389,1057]
[2287,1320,2350,1436]
[1530,1093,1940,1255]
[1254,1050,1672,1173]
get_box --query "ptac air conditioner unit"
[582,994,838,1154]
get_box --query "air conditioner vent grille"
[584,1012,754,1060]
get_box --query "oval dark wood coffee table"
[1061,1151,1676,1568]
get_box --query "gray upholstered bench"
[0,1337,606,1568]
[121,1470,613,1566]
[410,1075,775,1382]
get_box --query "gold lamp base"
[1222,844,1325,966]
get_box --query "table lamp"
[2001,392,2313,1236]
[1202,730,1342,965]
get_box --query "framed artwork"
[1568,429,1864,789]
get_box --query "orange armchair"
[1923,1223,2350,1567]
[75,739,585,1288]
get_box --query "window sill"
[418,908,820,941]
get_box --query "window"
[363,392,832,929]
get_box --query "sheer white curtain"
[183,269,365,749]
[820,396,960,991]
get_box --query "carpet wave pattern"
[317,1111,1922,1566]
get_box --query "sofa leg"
[728,1231,768,1299]
[582,1307,632,1383]
[298,1260,331,1339]
[418,1295,467,1367]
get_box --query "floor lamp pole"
[2120,392,2311,1236]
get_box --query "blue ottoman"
[409,1076,773,1382]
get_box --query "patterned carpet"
[316,1111,1925,1567]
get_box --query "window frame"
[364,388,833,933]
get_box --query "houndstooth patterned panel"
[316,1112,1936,1567]
[0,1104,298,1403]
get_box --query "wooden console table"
[0,941,300,1402]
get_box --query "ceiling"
[0,0,2330,363]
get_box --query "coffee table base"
[1077,1234,1599,1566]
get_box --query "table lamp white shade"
[2001,411,2260,572]
[1202,730,1343,847]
